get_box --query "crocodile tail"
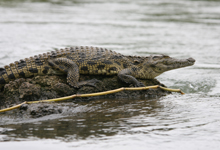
[0,47,73,90]
[0,63,21,88]
[0,57,38,89]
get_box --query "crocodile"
[0,46,195,90]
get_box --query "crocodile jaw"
[146,56,195,78]
[164,57,195,70]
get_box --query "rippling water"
[0,0,220,149]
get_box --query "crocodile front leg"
[48,58,80,88]
[48,58,101,88]
[118,68,145,87]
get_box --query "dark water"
[0,0,220,149]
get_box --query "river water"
[0,0,220,149]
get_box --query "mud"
[0,75,170,118]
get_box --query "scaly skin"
[0,46,195,89]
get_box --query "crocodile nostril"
[187,57,195,63]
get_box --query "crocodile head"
[143,55,195,79]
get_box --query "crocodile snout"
[187,57,195,63]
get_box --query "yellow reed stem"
[0,102,27,113]
[159,86,185,94]
[0,85,184,113]
[27,95,75,104]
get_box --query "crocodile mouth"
[164,57,195,68]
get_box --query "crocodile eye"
[153,56,160,59]
[152,56,161,61]
[162,54,170,58]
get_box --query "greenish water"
[0,0,220,149]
